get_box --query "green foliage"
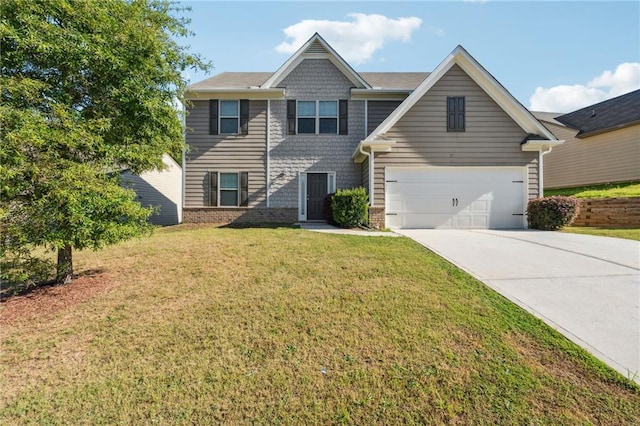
[0,0,210,284]
[527,196,581,230]
[331,187,369,228]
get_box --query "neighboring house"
[534,90,640,189]
[121,153,182,226]
[183,33,560,229]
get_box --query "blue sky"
[179,1,640,112]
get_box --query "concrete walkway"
[297,222,399,237]
[397,229,640,383]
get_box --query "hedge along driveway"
[397,229,640,382]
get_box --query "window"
[209,99,249,135]
[220,100,239,134]
[287,100,348,135]
[298,101,316,134]
[319,101,337,134]
[209,171,249,207]
[447,96,465,132]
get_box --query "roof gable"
[555,89,640,137]
[261,33,370,89]
[366,45,556,142]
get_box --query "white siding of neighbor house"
[121,154,182,226]
[373,64,539,205]
[543,123,640,189]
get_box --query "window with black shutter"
[447,96,465,132]
[339,99,348,135]
[239,100,249,135]
[209,100,219,135]
[209,171,249,207]
[287,100,296,135]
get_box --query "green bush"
[322,193,337,225]
[527,196,580,230]
[331,187,369,228]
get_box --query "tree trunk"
[56,244,73,285]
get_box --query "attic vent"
[305,40,329,55]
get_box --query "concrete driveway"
[396,229,640,382]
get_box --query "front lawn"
[545,181,640,198]
[1,225,638,424]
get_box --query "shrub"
[322,193,337,225]
[331,187,369,228]
[527,196,580,230]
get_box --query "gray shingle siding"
[268,59,365,208]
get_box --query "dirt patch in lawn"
[0,271,116,325]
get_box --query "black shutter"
[457,97,465,131]
[447,97,456,131]
[339,99,348,135]
[209,100,219,135]
[287,100,296,135]
[447,96,465,132]
[240,100,249,135]
[209,171,218,206]
[240,172,249,207]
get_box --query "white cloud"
[529,63,640,112]
[275,13,422,64]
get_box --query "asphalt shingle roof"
[554,89,640,137]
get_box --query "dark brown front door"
[307,173,327,220]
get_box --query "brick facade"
[183,207,297,224]
[369,206,386,229]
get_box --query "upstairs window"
[297,101,316,134]
[209,99,249,135]
[220,100,239,134]
[287,100,348,135]
[319,101,337,134]
[447,96,465,132]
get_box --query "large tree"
[0,0,210,284]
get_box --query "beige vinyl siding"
[361,160,369,196]
[544,123,640,189]
[367,101,402,136]
[373,64,538,204]
[185,100,267,207]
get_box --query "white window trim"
[219,100,240,134]
[216,171,241,207]
[296,100,338,135]
[298,171,337,221]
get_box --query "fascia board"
[261,34,370,89]
[521,140,565,151]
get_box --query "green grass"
[561,226,640,241]
[1,225,639,424]
[545,181,640,198]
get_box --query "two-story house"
[183,33,561,229]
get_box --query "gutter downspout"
[181,100,186,223]
[358,144,373,205]
[539,146,553,198]
[266,100,270,208]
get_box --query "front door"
[307,173,328,220]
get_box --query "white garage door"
[385,167,527,229]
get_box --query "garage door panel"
[385,167,526,230]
